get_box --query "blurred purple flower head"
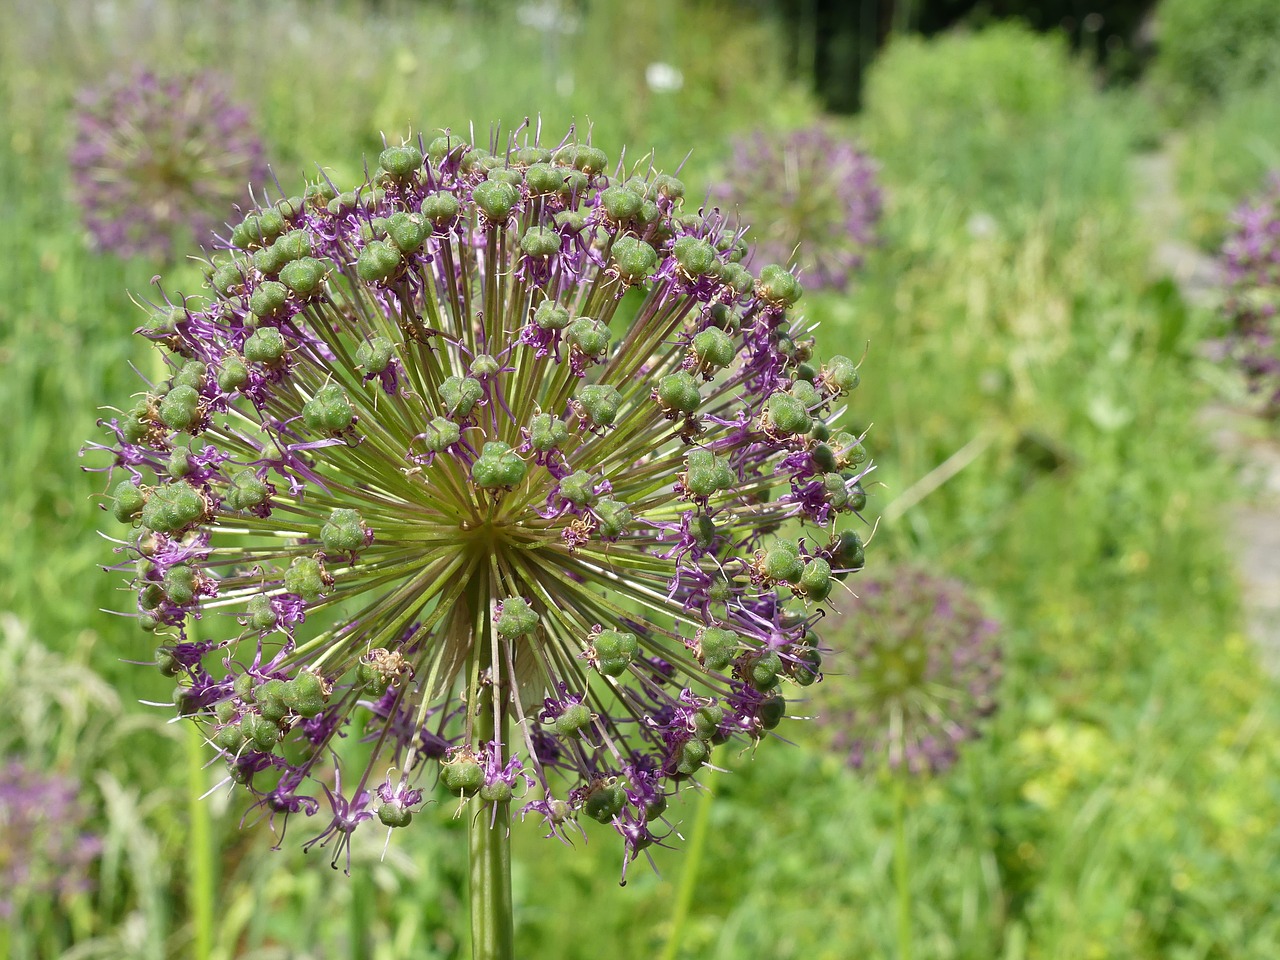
[70,68,268,261]
[88,121,873,879]
[713,125,882,292]
[0,759,101,918]
[1219,171,1280,415]
[820,566,1000,777]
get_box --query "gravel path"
[1132,149,1280,671]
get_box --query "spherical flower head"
[0,759,102,918]
[1219,171,1280,416]
[88,121,873,879]
[69,68,268,261]
[712,124,882,292]
[818,566,1001,777]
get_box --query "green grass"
[2,5,1278,959]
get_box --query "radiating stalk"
[894,776,913,960]
[660,769,716,960]
[467,580,513,960]
[185,721,215,960]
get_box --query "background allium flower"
[1219,171,1280,415]
[0,759,102,918]
[820,566,1000,776]
[70,68,268,261]
[88,122,872,884]
[713,125,882,292]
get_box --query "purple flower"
[69,68,268,261]
[712,125,883,292]
[0,759,102,918]
[818,566,1001,777]
[1219,171,1280,416]
[89,122,873,876]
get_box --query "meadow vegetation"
[1,2,1277,958]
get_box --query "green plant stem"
[660,768,716,960]
[894,776,913,960]
[185,721,215,960]
[468,581,513,960]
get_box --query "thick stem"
[467,580,514,960]
[893,776,913,960]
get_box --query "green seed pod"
[594,498,632,538]
[479,780,513,803]
[217,355,249,392]
[356,336,395,375]
[321,507,368,555]
[111,481,146,523]
[762,540,804,584]
[301,383,354,435]
[470,354,501,378]
[214,722,245,751]
[245,594,278,632]
[138,581,165,610]
[283,671,329,717]
[244,327,287,365]
[794,361,818,383]
[798,557,833,601]
[256,678,290,722]
[821,473,849,511]
[790,645,822,686]
[427,135,468,163]
[419,416,461,452]
[653,173,684,200]
[673,236,717,277]
[253,240,290,277]
[693,703,725,741]
[304,179,338,205]
[747,650,782,690]
[756,264,803,306]
[326,190,359,216]
[557,169,589,200]
[439,375,484,418]
[141,482,207,534]
[789,379,822,410]
[567,317,611,360]
[554,209,587,232]
[533,302,570,331]
[495,596,539,640]
[383,211,428,254]
[211,261,244,297]
[214,699,237,724]
[594,628,639,676]
[234,673,255,700]
[524,162,564,195]
[720,261,754,296]
[472,180,520,223]
[575,384,622,428]
[758,693,786,731]
[830,431,867,469]
[421,192,461,224]
[224,468,269,512]
[357,239,402,283]
[554,143,608,174]
[378,144,424,182]
[163,564,199,606]
[486,168,523,187]
[675,738,709,776]
[557,470,598,507]
[656,371,701,414]
[763,393,810,436]
[173,361,207,391]
[821,355,860,394]
[610,236,659,284]
[684,449,734,498]
[442,758,484,795]
[690,328,736,372]
[811,444,837,473]
[356,660,390,697]
[514,145,552,165]
[158,385,201,432]
[529,412,569,451]
[555,702,593,738]
[472,441,528,490]
[284,556,326,602]
[247,713,283,751]
[600,185,643,221]
[378,803,413,827]
[848,481,867,513]
[520,226,562,258]
[144,304,186,338]
[584,781,627,823]
[830,530,865,577]
[120,411,149,444]
[249,280,289,319]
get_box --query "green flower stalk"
[88,121,872,947]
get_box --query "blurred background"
[3,0,1280,957]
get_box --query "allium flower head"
[70,68,268,260]
[820,566,1000,776]
[713,125,882,292]
[1219,171,1280,415]
[89,121,872,878]
[0,760,102,918]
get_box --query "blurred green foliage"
[2,3,1279,959]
